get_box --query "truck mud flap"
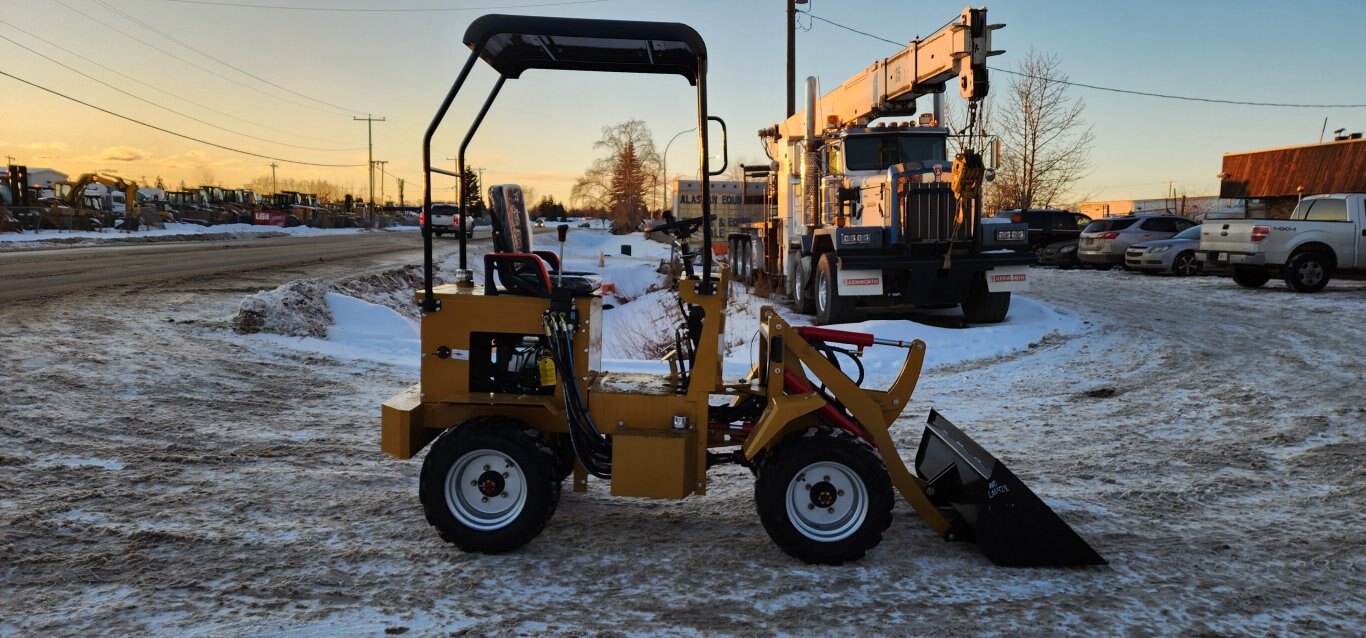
[914,409,1106,566]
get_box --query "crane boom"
[779,7,1001,139]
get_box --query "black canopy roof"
[462,14,706,84]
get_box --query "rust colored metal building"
[1219,136,1366,218]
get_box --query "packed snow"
[2,227,1362,636]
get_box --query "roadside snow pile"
[240,225,1086,378]
[234,266,426,337]
[248,293,420,368]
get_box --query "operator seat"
[485,184,602,297]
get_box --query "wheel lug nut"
[804,484,811,490]
[808,503,815,510]
[481,497,488,503]
[483,464,491,471]
[503,472,510,478]
[823,476,831,482]
[838,490,845,496]
[827,507,835,513]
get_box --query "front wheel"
[755,427,893,565]
[814,255,856,325]
[1283,251,1331,293]
[961,274,1010,324]
[1172,251,1201,277]
[419,417,560,554]
[1232,268,1270,288]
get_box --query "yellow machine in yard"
[382,14,1104,566]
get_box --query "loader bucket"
[913,410,1106,566]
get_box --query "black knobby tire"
[792,258,815,315]
[418,417,561,554]
[960,274,1011,324]
[754,427,894,565]
[1172,251,1201,277]
[815,254,857,325]
[1283,251,1332,293]
[1232,268,1270,288]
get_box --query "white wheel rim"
[785,461,868,542]
[816,268,830,314]
[445,450,527,531]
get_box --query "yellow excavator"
[381,13,1104,566]
[48,173,166,231]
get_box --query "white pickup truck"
[425,203,473,238]
[1198,193,1366,292]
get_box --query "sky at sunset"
[2,0,1363,207]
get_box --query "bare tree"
[989,49,1094,212]
[571,119,662,233]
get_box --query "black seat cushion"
[486,184,601,296]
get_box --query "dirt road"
[0,259,1361,636]
[0,231,476,303]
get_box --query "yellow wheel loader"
[381,14,1104,567]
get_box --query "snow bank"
[240,225,1084,377]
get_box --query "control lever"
[556,224,569,288]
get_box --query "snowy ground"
[1,229,1362,636]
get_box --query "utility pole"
[397,178,404,208]
[269,162,278,194]
[446,157,459,200]
[354,113,385,221]
[4,154,15,165]
[374,160,388,206]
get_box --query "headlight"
[1149,245,1172,253]
[1061,244,1076,253]
[995,229,1026,242]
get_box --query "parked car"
[994,208,1092,258]
[534,217,546,228]
[1078,214,1197,270]
[1125,224,1204,276]
[1038,238,1081,268]
[425,203,473,238]
[1198,193,1366,292]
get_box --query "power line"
[163,0,608,12]
[989,67,1366,109]
[0,20,359,147]
[0,33,360,152]
[52,0,350,117]
[0,69,366,167]
[91,0,361,116]
[803,11,1366,109]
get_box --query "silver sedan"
[1124,225,1203,276]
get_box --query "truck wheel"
[815,255,856,325]
[755,427,893,565]
[961,275,1010,324]
[792,257,815,315]
[1232,268,1270,288]
[1283,251,1332,293]
[419,417,560,554]
[1171,251,1201,277]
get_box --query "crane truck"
[739,8,1031,325]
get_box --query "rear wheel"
[792,257,815,315]
[1172,251,1201,277]
[815,255,856,325]
[1232,268,1270,288]
[419,417,560,554]
[1283,251,1331,292]
[961,274,1010,324]
[755,427,893,564]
